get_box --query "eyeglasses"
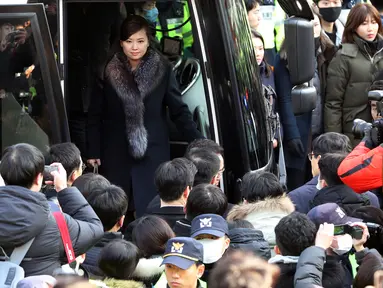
[218,167,225,174]
[81,163,86,171]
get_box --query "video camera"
[352,89,383,146]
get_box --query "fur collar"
[105,48,167,159]
[101,279,144,288]
[227,195,295,221]
[132,256,164,280]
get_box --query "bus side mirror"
[284,17,315,85]
[285,17,317,115]
[291,84,317,115]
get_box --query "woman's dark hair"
[120,14,151,41]
[132,216,175,258]
[251,30,272,77]
[241,172,284,202]
[72,173,110,200]
[244,0,261,12]
[343,3,383,43]
[99,239,140,280]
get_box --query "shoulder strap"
[49,201,76,264]
[9,237,34,265]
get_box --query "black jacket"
[173,218,191,237]
[0,185,104,276]
[228,228,271,260]
[87,49,201,217]
[310,184,370,215]
[82,232,123,277]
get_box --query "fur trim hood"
[101,279,145,288]
[227,195,295,221]
[132,256,164,280]
[105,48,168,159]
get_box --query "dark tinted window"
[0,17,51,153]
[224,0,269,169]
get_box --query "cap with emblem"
[307,203,361,228]
[190,214,229,238]
[161,237,204,270]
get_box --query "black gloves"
[286,138,305,157]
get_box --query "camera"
[43,165,58,182]
[352,90,383,146]
[334,224,363,240]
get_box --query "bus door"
[0,3,69,154]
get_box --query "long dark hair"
[120,14,151,41]
[343,3,383,43]
[251,30,273,77]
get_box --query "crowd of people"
[1,0,383,288]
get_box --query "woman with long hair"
[325,3,383,147]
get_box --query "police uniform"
[156,0,193,53]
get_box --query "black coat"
[310,184,370,215]
[0,186,104,276]
[87,49,202,216]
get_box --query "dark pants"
[286,167,307,191]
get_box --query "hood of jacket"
[0,185,50,247]
[101,279,144,288]
[311,184,370,215]
[227,195,295,221]
[132,256,164,280]
[227,196,295,246]
[229,228,271,260]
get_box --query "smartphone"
[43,165,58,181]
[334,224,363,240]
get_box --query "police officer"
[155,237,206,288]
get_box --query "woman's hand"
[87,159,101,167]
[273,139,278,149]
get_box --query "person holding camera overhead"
[87,15,202,219]
[338,74,383,194]
[324,3,383,147]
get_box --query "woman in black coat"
[87,15,202,217]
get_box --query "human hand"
[45,163,67,192]
[273,139,278,149]
[351,222,369,252]
[315,223,334,250]
[87,159,101,167]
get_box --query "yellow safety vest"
[257,1,286,51]
[156,1,193,50]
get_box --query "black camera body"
[352,90,383,146]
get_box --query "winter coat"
[87,48,202,217]
[268,255,299,288]
[275,45,314,170]
[310,184,370,215]
[0,185,104,276]
[227,195,295,248]
[289,176,379,214]
[102,279,144,288]
[312,34,338,139]
[173,218,191,237]
[324,35,383,147]
[294,246,326,288]
[131,256,164,287]
[229,227,271,260]
[323,19,344,47]
[83,232,123,278]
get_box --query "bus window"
[0,4,68,153]
[224,0,270,170]
[0,19,51,153]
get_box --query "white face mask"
[316,175,324,190]
[331,234,353,255]
[197,238,225,264]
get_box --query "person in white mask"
[190,214,230,284]
[307,202,369,286]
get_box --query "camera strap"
[49,201,76,264]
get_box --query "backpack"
[0,238,35,288]
[0,201,75,287]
